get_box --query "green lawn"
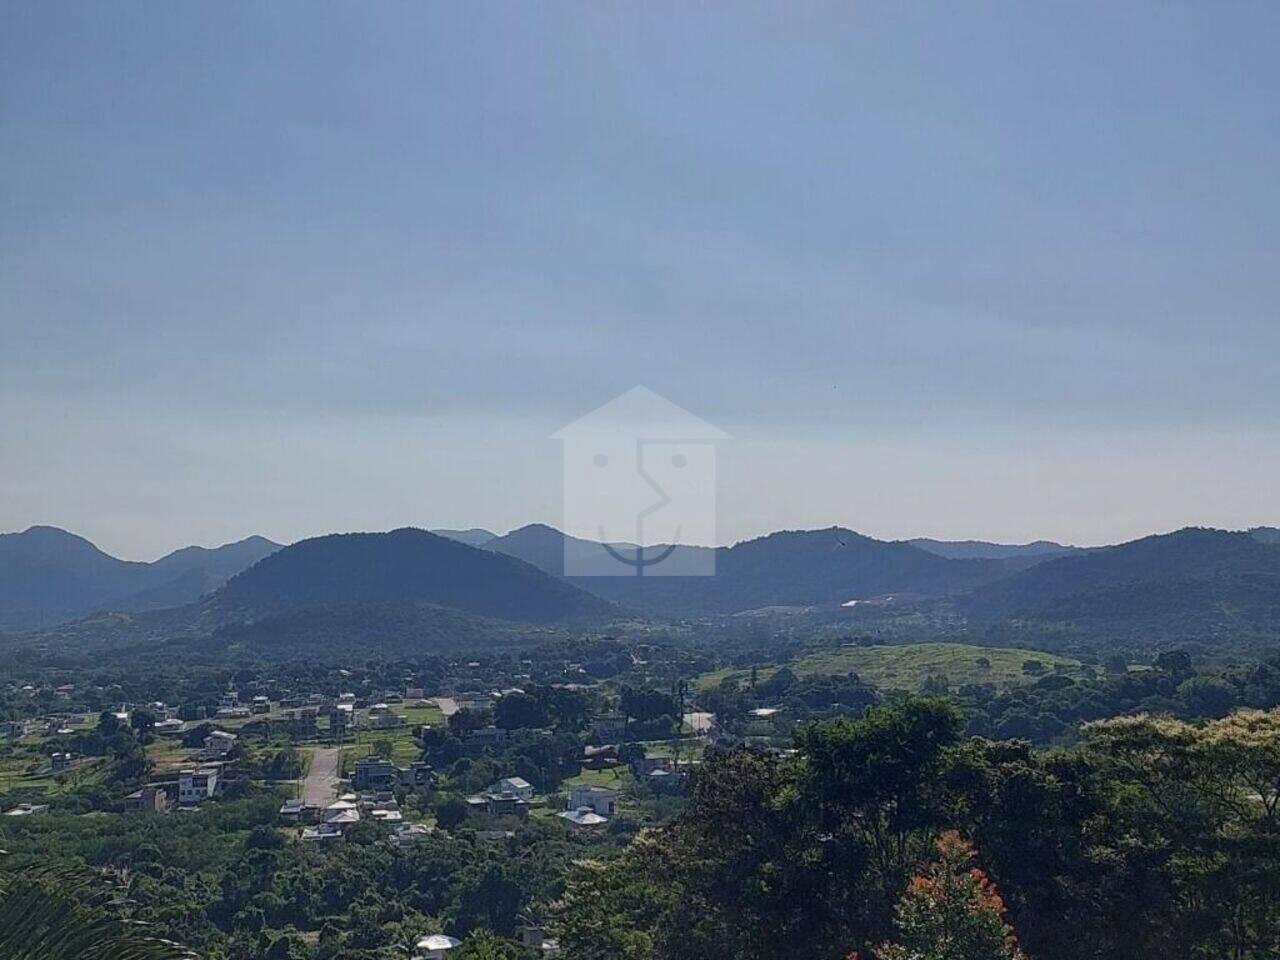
[698,642,1084,694]
[560,766,627,791]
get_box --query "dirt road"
[301,746,341,806]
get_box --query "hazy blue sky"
[3,2,1279,558]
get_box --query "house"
[352,757,401,791]
[124,785,170,814]
[389,823,433,847]
[1,720,29,739]
[366,703,407,729]
[4,803,49,816]
[278,799,320,823]
[154,718,186,736]
[589,715,628,743]
[300,822,345,844]
[631,754,675,776]
[364,798,403,822]
[201,730,237,759]
[321,798,361,831]
[404,761,434,789]
[568,785,619,817]
[178,766,220,804]
[556,807,609,834]
[50,751,76,772]
[582,744,620,770]
[415,934,462,959]
[466,725,507,746]
[466,790,529,820]
[488,776,535,801]
[251,695,271,715]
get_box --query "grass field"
[697,642,1083,693]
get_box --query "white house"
[178,766,219,804]
[568,785,619,817]
[489,776,535,801]
[556,807,609,834]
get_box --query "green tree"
[0,865,195,960]
[876,832,1024,960]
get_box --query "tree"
[876,832,1025,960]
[434,795,470,831]
[494,692,548,731]
[453,930,524,960]
[0,865,195,960]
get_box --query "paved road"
[301,746,341,806]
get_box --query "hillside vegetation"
[699,642,1082,692]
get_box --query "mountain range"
[0,526,280,631]
[8,522,1280,656]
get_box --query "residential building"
[178,766,220,804]
[589,715,627,743]
[352,756,401,791]
[568,785,619,817]
[488,776,534,801]
[278,799,320,823]
[124,785,170,814]
[556,807,609,834]
[201,730,237,759]
[389,823,433,847]
[466,725,507,745]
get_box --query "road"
[301,746,341,807]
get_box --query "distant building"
[556,807,609,834]
[389,823,433,847]
[201,730,237,760]
[352,757,401,791]
[178,766,220,804]
[488,776,534,801]
[589,715,627,743]
[278,799,320,823]
[568,785,619,817]
[124,785,170,815]
[466,725,507,746]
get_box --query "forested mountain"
[209,528,613,624]
[961,527,1280,643]
[0,526,279,630]
[488,524,1005,617]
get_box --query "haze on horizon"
[3,3,1279,561]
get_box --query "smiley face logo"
[553,387,728,577]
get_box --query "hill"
[0,527,279,630]
[209,527,614,625]
[960,527,1280,644]
[488,524,1006,617]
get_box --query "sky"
[2,2,1279,560]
